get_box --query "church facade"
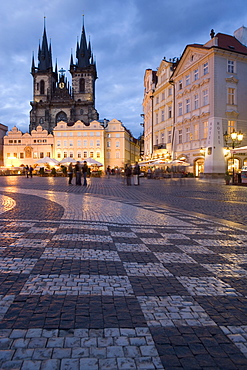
[29,22,99,133]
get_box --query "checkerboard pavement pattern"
[1,192,247,368]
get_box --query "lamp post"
[223,129,243,184]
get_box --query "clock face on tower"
[59,82,65,89]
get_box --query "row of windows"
[178,90,209,116]
[8,139,47,144]
[7,152,50,159]
[177,60,235,92]
[56,140,121,148]
[178,62,209,90]
[57,151,101,159]
[177,122,208,143]
[55,132,121,137]
[153,121,209,146]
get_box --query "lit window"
[227,120,236,134]
[96,152,100,158]
[90,152,93,158]
[203,121,208,138]
[194,124,199,140]
[40,152,44,158]
[64,152,67,158]
[69,152,73,158]
[228,88,235,105]
[83,151,87,158]
[57,153,61,158]
[78,152,81,158]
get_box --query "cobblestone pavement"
[0,176,247,369]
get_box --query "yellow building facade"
[3,120,140,171]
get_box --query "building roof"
[215,32,247,55]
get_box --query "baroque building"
[30,21,98,133]
[143,27,247,176]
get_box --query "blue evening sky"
[0,0,246,137]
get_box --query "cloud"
[0,0,247,137]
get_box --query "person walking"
[25,165,29,178]
[106,166,111,179]
[82,161,88,186]
[133,162,140,185]
[68,163,73,185]
[75,161,82,186]
[125,163,132,186]
[29,166,33,178]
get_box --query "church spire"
[76,22,91,68]
[38,18,53,71]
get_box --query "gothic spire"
[38,18,53,71]
[76,23,91,68]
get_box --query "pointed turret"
[77,24,91,68]
[31,52,36,74]
[38,21,53,71]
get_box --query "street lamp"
[223,129,243,184]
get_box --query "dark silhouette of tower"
[30,19,98,133]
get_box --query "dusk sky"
[0,0,247,137]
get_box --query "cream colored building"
[0,123,8,166]
[3,126,54,167]
[3,120,140,171]
[143,27,247,176]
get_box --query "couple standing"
[74,161,88,186]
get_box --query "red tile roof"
[215,33,247,55]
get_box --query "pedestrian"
[75,161,81,186]
[25,165,29,178]
[106,166,111,179]
[29,166,33,178]
[82,160,88,186]
[133,162,140,185]
[125,163,132,185]
[68,163,73,185]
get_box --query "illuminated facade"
[3,120,140,170]
[143,27,247,176]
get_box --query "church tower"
[29,20,98,133]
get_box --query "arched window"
[56,111,68,123]
[40,80,45,95]
[79,78,85,93]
